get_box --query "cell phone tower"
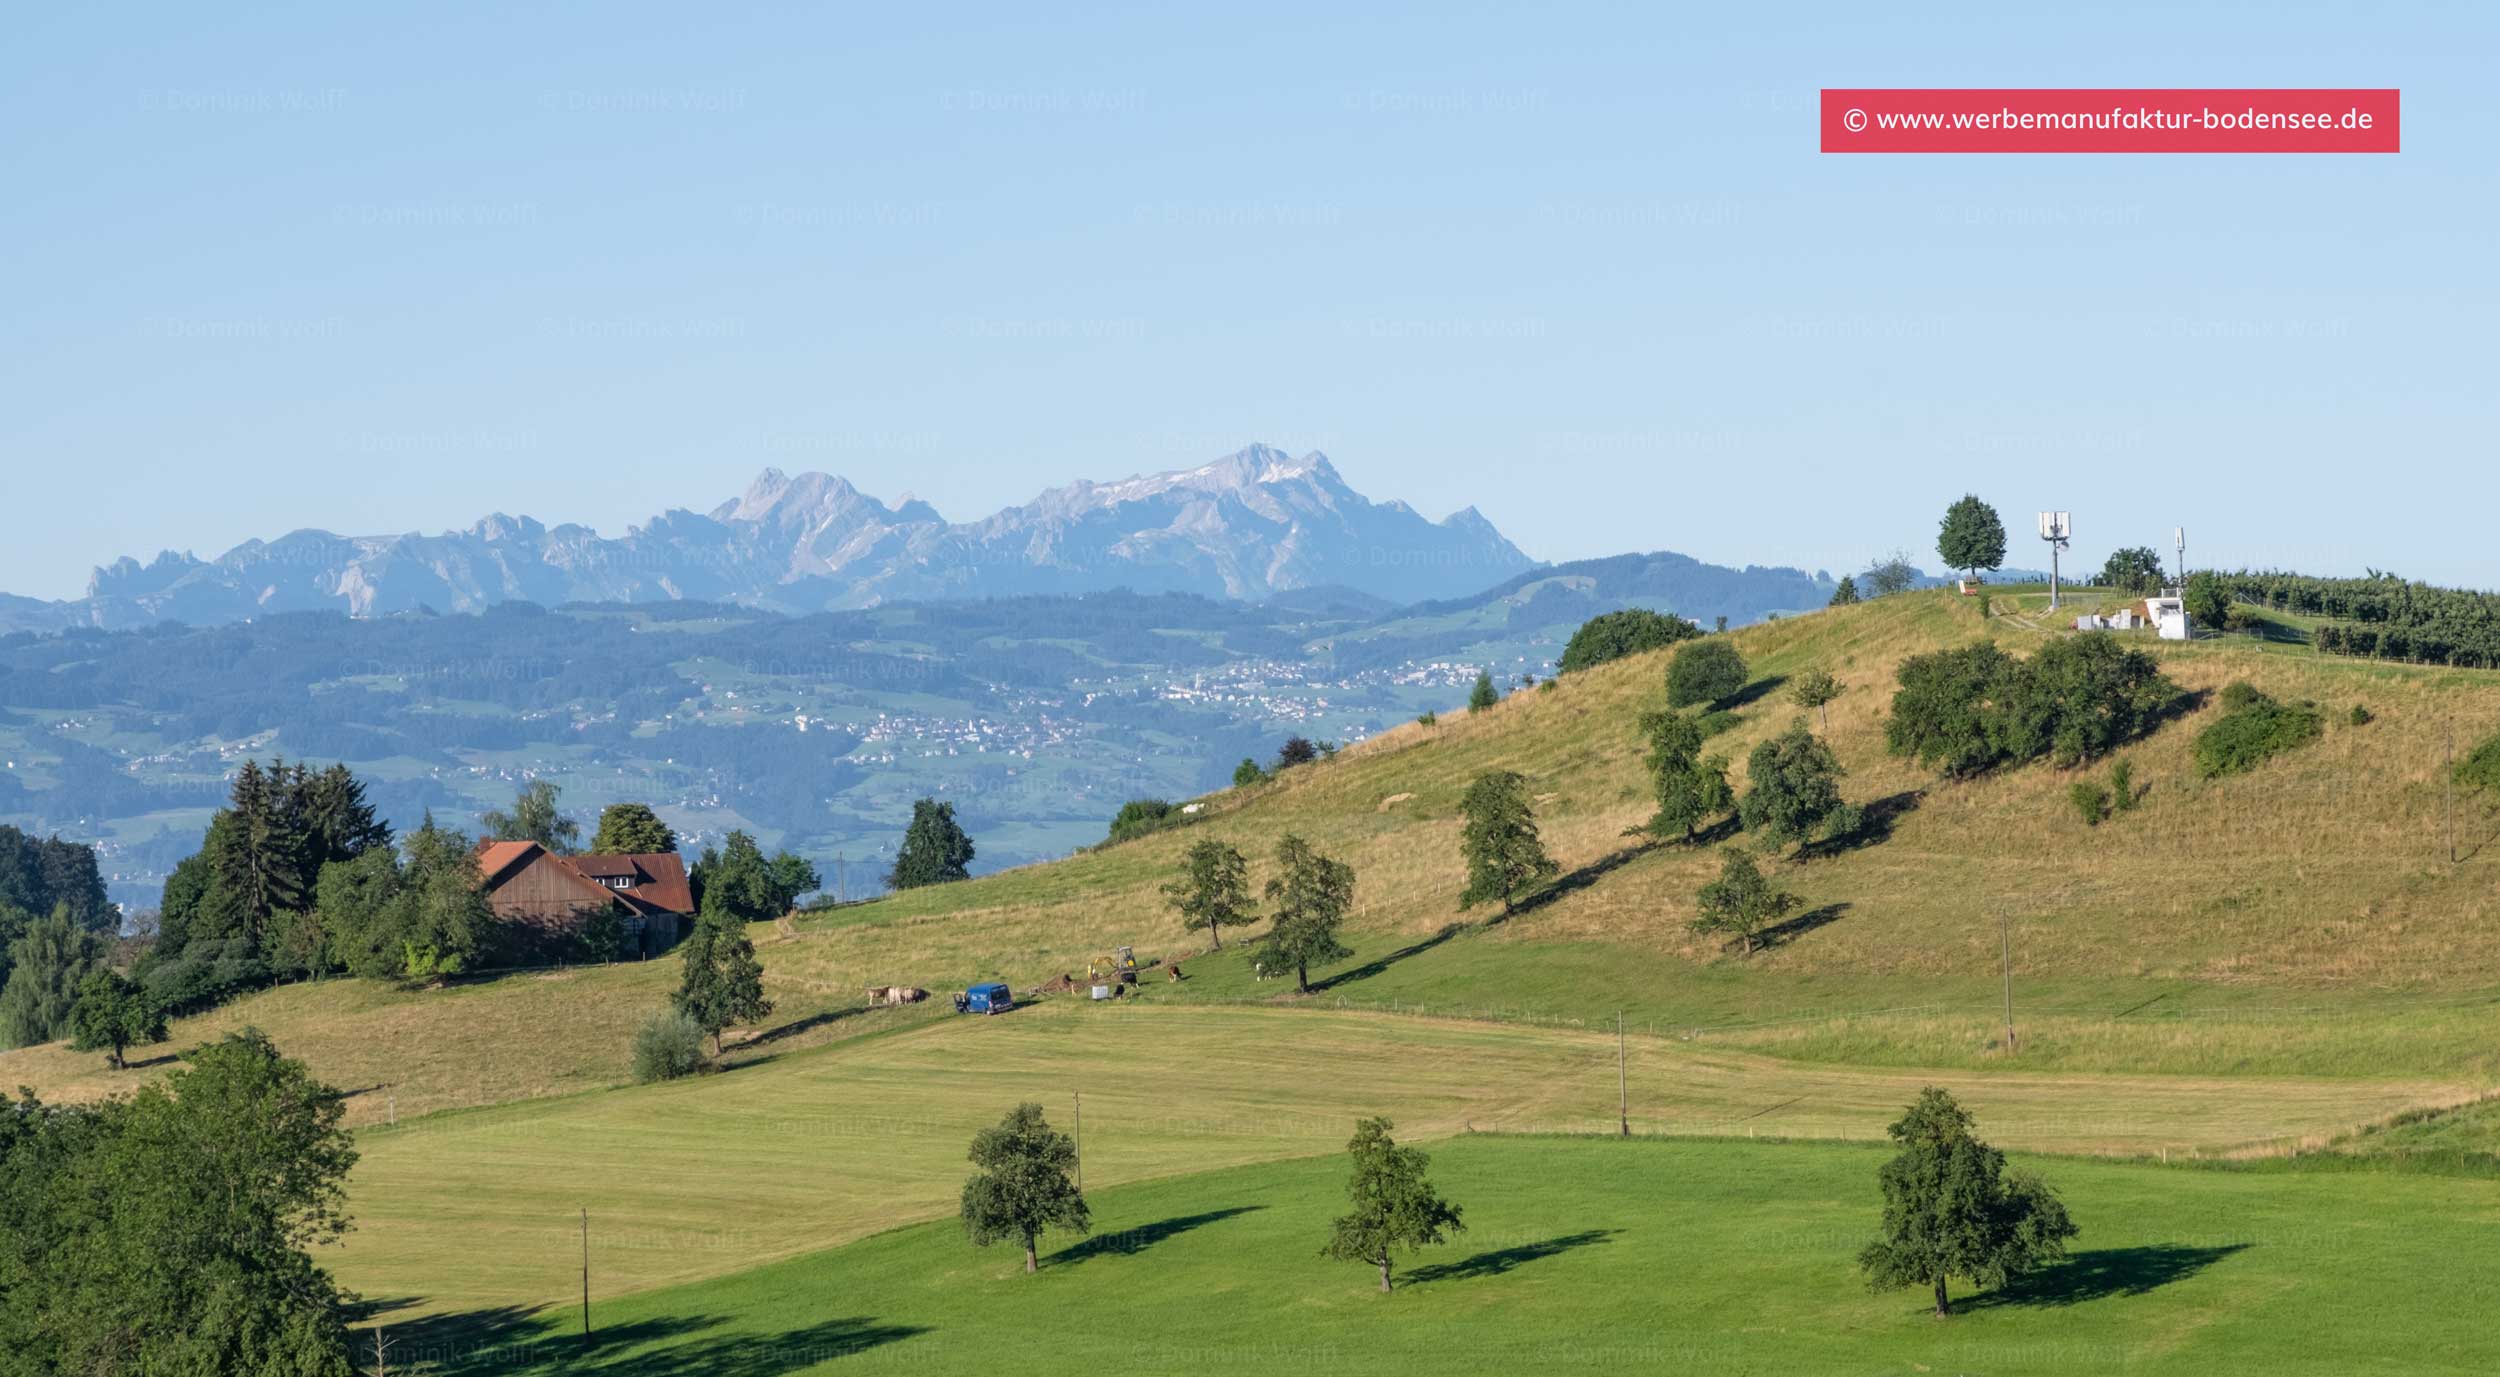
[2174,527,2187,592]
[2038,511,2072,611]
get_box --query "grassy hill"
[386,1134,2500,1376]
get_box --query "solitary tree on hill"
[1161,839,1254,950]
[1936,495,2008,584]
[1739,720,1857,852]
[1859,1087,2077,1317]
[1691,848,1798,956]
[1274,736,1323,770]
[674,896,773,1055]
[1792,670,1844,731]
[1232,757,1268,788]
[1640,711,1734,842]
[1467,672,1499,714]
[1456,771,1559,916]
[1254,834,1354,993]
[1322,1117,1465,1293]
[479,779,580,854]
[1829,575,1862,606]
[68,967,166,1070]
[1666,639,1750,709]
[960,1102,1089,1274]
[888,799,975,890]
[592,803,678,855]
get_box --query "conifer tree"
[888,799,975,890]
[1467,671,1499,714]
[675,893,773,1054]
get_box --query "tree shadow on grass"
[1406,1229,1618,1285]
[1756,901,1851,951]
[1503,841,1659,922]
[1798,789,1925,860]
[1716,674,1791,712]
[1962,1243,2250,1311]
[1309,924,1468,992]
[367,1302,930,1377]
[745,1004,878,1048]
[1050,1206,1263,1267]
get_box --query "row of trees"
[954,1086,2069,1314]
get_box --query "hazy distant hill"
[4,445,1537,632]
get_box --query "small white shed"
[2146,596,2192,641]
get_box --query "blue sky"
[3,2,2490,599]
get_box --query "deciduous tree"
[1321,1117,1465,1292]
[1666,639,1750,709]
[68,968,166,1070]
[1640,710,1733,842]
[1557,608,1700,674]
[1936,495,2008,582]
[1253,835,1354,993]
[1456,772,1559,916]
[1859,1088,2077,1317]
[1739,720,1856,852]
[960,1102,1089,1274]
[591,803,678,855]
[1692,848,1798,955]
[674,894,773,1055]
[1793,670,1844,731]
[0,908,106,1048]
[479,779,580,854]
[1161,839,1254,950]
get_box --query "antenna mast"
[2038,512,2072,611]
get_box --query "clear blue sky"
[3,2,2490,600]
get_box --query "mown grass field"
[379,1133,2500,1376]
[333,1000,2473,1316]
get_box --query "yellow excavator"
[1087,946,1141,986]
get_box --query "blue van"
[959,982,1013,1015]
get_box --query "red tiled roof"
[473,841,694,917]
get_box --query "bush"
[2068,780,2110,826]
[1556,608,1701,674]
[1274,736,1321,770]
[1416,710,1437,728]
[1666,640,1750,709]
[1105,799,1181,845]
[1232,758,1267,788]
[631,1010,712,1082]
[2349,704,2374,727]
[2195,688,2324,778]
[2219,680,2263,711]
[2109,759,2137,812]
[2455,732,2500,798]
[1536,679,1556,694]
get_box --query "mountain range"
[5,446,1539,632]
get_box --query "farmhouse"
[475,840,694,958]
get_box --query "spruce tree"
[1455,771,1558,916]
[1829,575,1861,606]
[1322,1117,1465,1292]
[1467,671,1499,714]
[888,799,975,890]
[1161,839,1254,950]
[675,894,773,1054]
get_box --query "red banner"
[1820,89,2400,153]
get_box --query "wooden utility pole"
[1073,1091,1083,1192]
[2000,914,2017,1055]
[2447,725,2457,863]
[580,1208,591,1348]
[1617,1012,1630,1137]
